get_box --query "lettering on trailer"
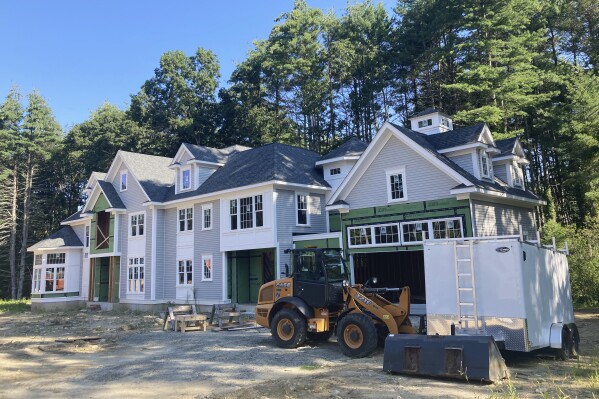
[495,247,511,253]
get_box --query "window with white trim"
[386,168,407,202]
[130,213,145,236]
[181,168,191,190]
[120,171,127,191]
[229,195,264,230]
[128,257,145,293]
[432,218,463,239]
[178,260,193,285]
[418,119,433,128]
[330,167,341,175]
[401,221,430,243]
[240,197,253,229]
[512,163,524,188]
[202,205,212,230]
[47,253,65,264]
[202,255,212,281]
[374,224,400,244]
[230,199,238,230]
[45,267,65,292]
[296,194,309,225]
[349,226,372,246]
[255,195,264,227]
[32,268,42,292]
[85,225,90,247]
[179,208,193,232]
[34,254,42,265]
[479,150,491,178]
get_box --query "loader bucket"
[383,334,509,382]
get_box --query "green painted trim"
[294,238,340,249]
[329,213,341,232]
[347,208,375,218]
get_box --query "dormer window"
[120,172,127,191]
[479,151,491,179]
[512,163,524,188]
[441,118,449,127]
[418,119,433,128]
[181,168,191,191]
[330,167,341,175]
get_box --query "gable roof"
[425,123,487,150]
[118,151,175,202]
[329,122,543,206]
[162,143,329,202]
[495,137,518,156]
[28,226,83,251]
[97,180,126,209]
[318,137,368,163]
[62,210,82,223]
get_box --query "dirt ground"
[0,309,597,399]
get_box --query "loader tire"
[307,330,333,342]
[337,313,377,358]
[271,308,307,349]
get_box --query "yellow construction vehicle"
[255,248,416,358]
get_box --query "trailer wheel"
[271,308,307,349]
[556,327,573,360]
[307,330,333,342]
[337,313,377,358]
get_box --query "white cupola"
[409,108,453,135]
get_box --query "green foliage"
[0,299,30,314]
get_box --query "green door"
[249,256,263,303]
[98,258,110,302]
[235,257,250,303]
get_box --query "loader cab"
[289,248,348,309]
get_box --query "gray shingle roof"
[28,226,83,251]
[495,137,518,156]
[98,180,126,209]
[182,143,251,164]
[389,123,541,202]
[163,143,329,202]
[119,151,175,202]
[62,210,82,223]
[425,123,486,150]
[319,137,368,162]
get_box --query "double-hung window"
[255,195,264,227]
[349,226,372,247]
[178,260,193,285]
[181,168,191,190]
[34,254,42,265]
[32,268,42,292]
[128,257,145,293]
[179,208,193,232]
[240,197,253,229]
[386,168,407,202]
[202,205,212,230]
[230,200,238,230]
[85,225,90,247]
[130,213,145,237]
[432,218,463,239]
[202,255,212,281]
[512,163,524,188]
[296,194,309,226]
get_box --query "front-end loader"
[255,248,416,358]
[255,247,509,382]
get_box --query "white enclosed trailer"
[422,237,578,354]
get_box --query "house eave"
[451,187,546,206]
[315,156,360,166]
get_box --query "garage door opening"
[352,250,425,304]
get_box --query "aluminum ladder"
[453,240,479,331]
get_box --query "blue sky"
[0,1,392,130]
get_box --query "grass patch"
[299,364,323,371]
[0,299,31,314]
